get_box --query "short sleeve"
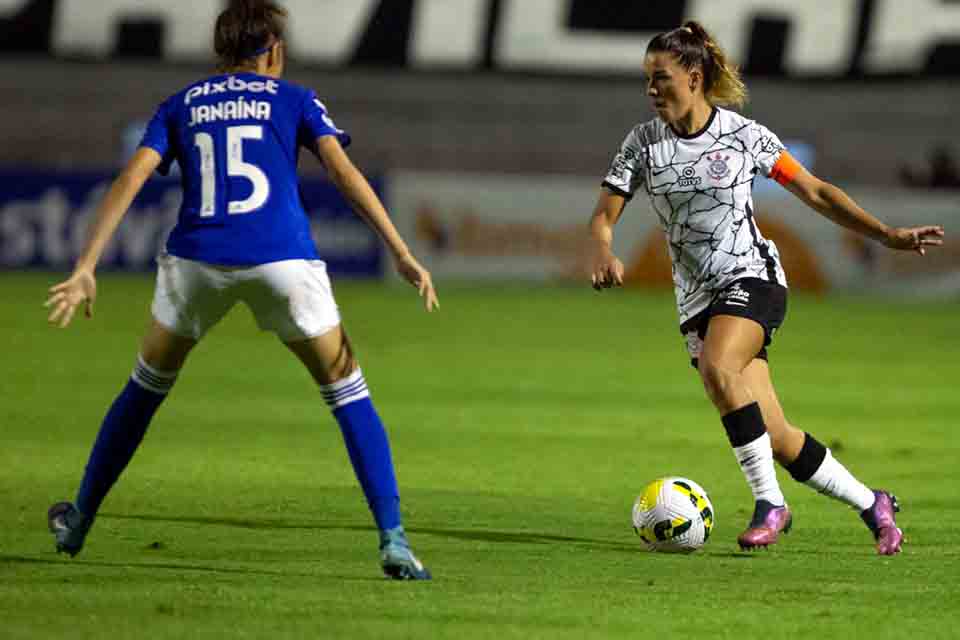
[138,100,176,176]
[601,129,645,199]
[299,90,351,150]
[749,122,786,178]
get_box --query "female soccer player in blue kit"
[45,0,435,580]
[589,22,944,554]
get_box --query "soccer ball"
[632,476,715,553]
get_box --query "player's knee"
[698,357,739,402]
[313,338,358,385]
[325,352,358,384]
[139,342,192,372]
[140,321,196,371]
[296,329,359,385]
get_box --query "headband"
[246,39,277,58]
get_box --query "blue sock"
[75,356,177,518]
[322,370,401,531]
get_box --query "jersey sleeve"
[601,129,645,199]
[299,90,352,150]
[138,99,177,176]
[748,122,787,178]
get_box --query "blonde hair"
[647,20,748,109]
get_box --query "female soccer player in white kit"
[45,0,435,579]
[589,21,944,554]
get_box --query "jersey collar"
[668,106,717,140]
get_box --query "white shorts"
[151,253,341,342]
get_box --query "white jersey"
[603,107,788,327]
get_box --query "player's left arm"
[774,152,945,255]
[313,135,438,311]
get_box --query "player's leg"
[736,359,804,464]
[741,360,903,555]
[243,259,429,579]
[698,314,791,549]
[50,255,232,556]
[284,327,430,580]
[49,321,196,556]
[285,327,399,531]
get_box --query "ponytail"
[647,20,748,109]
[214,0,288,71]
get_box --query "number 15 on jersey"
[193,125,271,217]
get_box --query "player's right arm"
[44,147,162,328]
[314,135,438,312]
[590,127,644,290]
[588,188,627,290]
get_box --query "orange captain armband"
[769,151,801,186]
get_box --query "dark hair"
[646,20,747,108]
[214,0,288,70]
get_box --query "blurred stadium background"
[1,0,957,291]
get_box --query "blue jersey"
[139,72,351,265]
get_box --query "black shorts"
[680,278,788,369]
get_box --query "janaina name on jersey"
[185,75,277,127]
[188,97,271,127]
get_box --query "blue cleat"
[48,502,92,557]
[379,526,431,580]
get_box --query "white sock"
[733,432,785,505]
[805,450,875,511]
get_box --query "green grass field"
[2,273,958,639]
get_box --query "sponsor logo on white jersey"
[678,166,702,187]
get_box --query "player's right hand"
[44,269,97,328]
[591,251,625,290]
[394,253,439,312]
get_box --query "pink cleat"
[737,500,792,550]
[860,490,903,556]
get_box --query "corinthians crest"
[706,152,731,180]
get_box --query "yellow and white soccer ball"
[632,477,715,553]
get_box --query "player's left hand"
[884,225,945,256]
[44,269,97,328]
[394,253,439,312]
